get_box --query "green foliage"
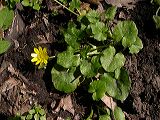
[88,80,107,100]
[51,65,79,93]
[151,0,160,6]
[90,21,108,41]
[105,6,117,20]
[80,60,96,78]
[0,38,11,54]
[113,21,143,54]
[21,0,42,10]
[151,0,160,29]
[153,15,160,29]
[57,46,80,68]
[47,3,142,119]
[9,104,46,120]
[69,0,81,11]
[113,107,125,120]
[99,115,111,120]
[64,22,82,49]
[0,7,14,30]
[100,46,125,72]
[86,10,100,23]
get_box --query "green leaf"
[34,114,39,120]
[57,46,80,68]
[33,3,40,10]
[40,115,46,120]
[151,0,160,5]
[0,7,14,30]
[90,21,108,41]
[101,68,131,101]
[26,114,33,120]
[80,45,91,59]
[80,60,96,78]
[100,73,117,98]
[69,0,80,11]
[153,15,160,29]
[91,56,101,71]
[21,0,30,6]
[39,109,45,116]
[86,10,100,23]
[51,66,79,93]
[113,107,125,120]
[64,22,81,49]
[100,46,125,72]
[0,39,11,54]
[113,21,138,47]
[29,109,35,114]
[115,68,121,79]
[99,114,111,120]
[105,6,117,20]
[129,36,143,54]
[88,80,107,100]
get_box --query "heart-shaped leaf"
[57,46,80,68]
[129,36,143,54]
[100,46,125,72]
[100,68,131,101]
[80,60,96,78]
[51,66,79,93]
[64,22,81,49]
[88,80,107,100]
[0,7,14,30]
[86,10,100,23]
[113,21,138,48]
[90,21,108,41]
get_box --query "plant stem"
[156,6,160,16]
[49,56,56,59]
[53,0,79,16]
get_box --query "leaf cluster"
[9,104,46,120]
[51,2,143,103]
[7,0,42,10]
[50,3,143,119]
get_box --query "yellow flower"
[31,46,49,69]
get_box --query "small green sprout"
[31,46,49,69]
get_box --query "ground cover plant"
[0,0,159,120]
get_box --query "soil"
[0,0,160,120]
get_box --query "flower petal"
[34,48,39,54]
[31,53,38,57]
[38,46,43,52]
[44,60,48,64]
[43,48,47,53]
[36,60,41,65]
[31,57,38,62]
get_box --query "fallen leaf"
[6,10,25,40]
[0,77,19,93]
[101,95,116,111]
[105,0,144,8]
[54,95,75,115]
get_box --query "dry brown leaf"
[0,77,19,93]
[101,95,116,111]
[105,0,144,8]
[6,10,25,40]
[54,95,75,115]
